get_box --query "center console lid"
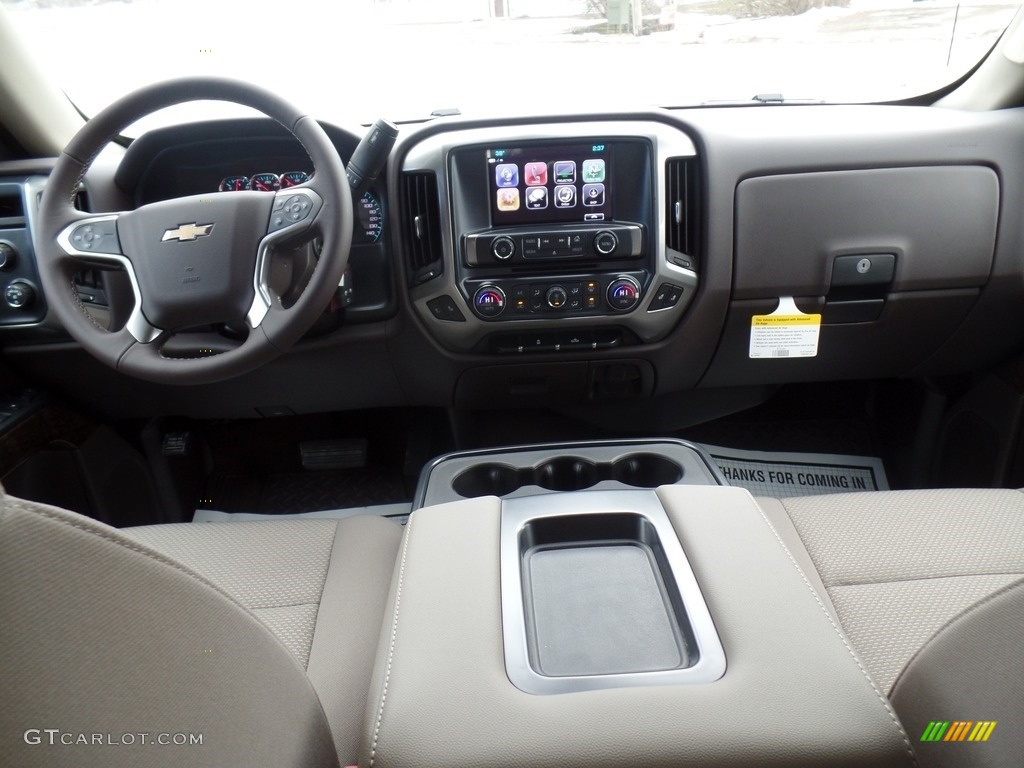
[362,485,914,767]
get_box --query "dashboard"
[1,103,1024,421]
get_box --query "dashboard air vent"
[400,171,443,285]
[0,191,24,224]
[665,157,700,268]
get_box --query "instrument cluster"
[217,170,383,244]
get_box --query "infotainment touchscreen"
[486,143,613,226]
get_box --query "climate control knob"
[606,276,641,312]
[4,279,35,309]
[0,242,17,270]
[594,230,618,256]
[491,236,515,261]
[472,284,506,317]
[546,285,568,309]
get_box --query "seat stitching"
[889,575,1024,694]
[4,495,245,605]
[756,494,919,766]
[3,495,328,676]
[827,570,1024,589]
[369,512,414,768]
[304,520,343,671]
[251,600,322,611]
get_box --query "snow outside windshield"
[4,0,1019,127]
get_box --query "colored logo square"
[582,159,605,182]
[553,161,576,184]
[524,162,548,186]
[582,183,605,206]
[497,188,520,211]
[525,186,548,209]
[495,164,518,188]
[553,184,576,208]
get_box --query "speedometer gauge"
[280,171,310,188]
[355,191,383,244]
[250,173,280,192]
[219,175,249,192]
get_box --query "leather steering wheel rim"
[34,77,352,385]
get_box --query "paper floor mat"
[697,443,888,498]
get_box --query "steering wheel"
[34,77,352,385]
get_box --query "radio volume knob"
[491,236,515,261]
[594,230,618,256]
[607,276,641,311]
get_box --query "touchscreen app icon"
[497,188,520,211]
[553,161,576,184]
[582,183,605,206]
[582,159,605,183]
[554,184,576,208]
[495,164,518,188]
[525,186,548,209]
[524,162,548,186]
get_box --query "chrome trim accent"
[500,490,726,695]
[57,215,161,344]
[246,188,323,328]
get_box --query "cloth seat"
[761,488,1024,768]
[0,488,402,768]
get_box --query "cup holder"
[451,463,520,498]
[535,457,598,491]
[451,452,684,498]
[613,453,684,488]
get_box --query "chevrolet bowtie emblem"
[162,223,213,242]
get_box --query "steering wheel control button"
[648,283,684,311]
[426,295,466,322]
[68,219,121,255]
[594,230,618,256]
[4,280,36,309]
[546,285,568,309]
[491,236,515,261]
[268,190,321,233]
[473,285,506,318]
[607,276,641,311]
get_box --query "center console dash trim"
[401,121,700,353]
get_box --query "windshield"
[4,0,1020,126]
